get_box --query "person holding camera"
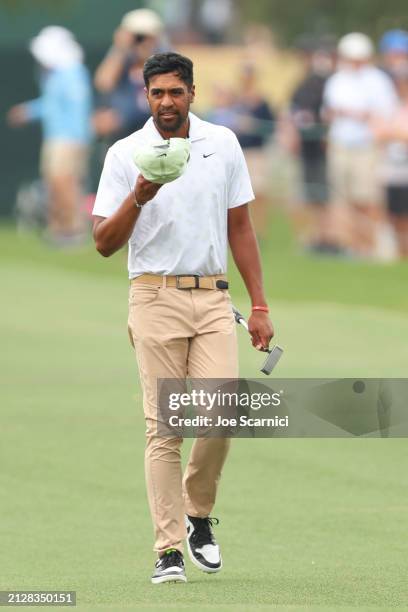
[93,9,169,141]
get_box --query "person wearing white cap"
[93,9,168,141]
[7,26,92,244]
[323,32,398,257]
[92,52,274,584]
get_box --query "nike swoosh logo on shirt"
[203,153,215,158]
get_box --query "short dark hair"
[143,52,194,89]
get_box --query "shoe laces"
[190,516,219,547]
[156,548,184,569]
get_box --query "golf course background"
[1,215,408,611]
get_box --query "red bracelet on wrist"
[252,305,269,313]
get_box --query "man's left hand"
[248,311,274,351]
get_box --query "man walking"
[92,52,273,584]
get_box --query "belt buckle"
[175,275,200,289]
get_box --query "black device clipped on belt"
[216,280,229,290]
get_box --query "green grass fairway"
[1,217,408,611]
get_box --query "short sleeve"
[228,133,255,209]
[92,147,132,218]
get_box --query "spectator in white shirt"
[323,32,398,257]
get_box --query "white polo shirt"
[93,112,254,278]
[323,65,397,147]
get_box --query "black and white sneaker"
[185,515,222,573]
[151,549,187,584]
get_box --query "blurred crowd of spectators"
[283,30,408,259]
[5,7,408,260]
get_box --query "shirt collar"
[141,112,207,143]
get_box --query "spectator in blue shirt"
[7,26,93,245]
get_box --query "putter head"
[261,345,284,375]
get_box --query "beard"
[155,110,187,133]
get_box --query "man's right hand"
[113,27,135,53]
[134,174,162,206]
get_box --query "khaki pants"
[40,141,89,179]
[127,281,238,554]
[40,141,89,235]
[327,142,382,206]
